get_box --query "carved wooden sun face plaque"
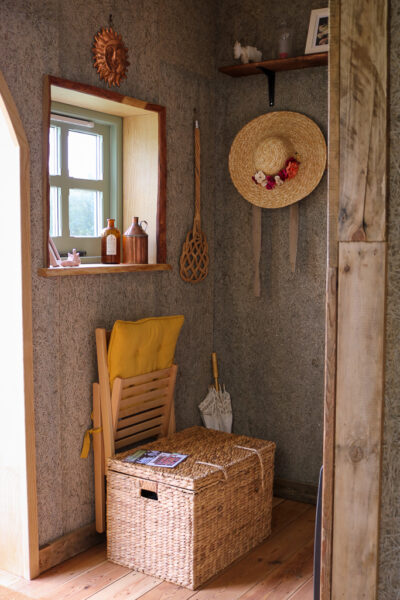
[92,27,129,87]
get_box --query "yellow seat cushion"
[108,315,184,388]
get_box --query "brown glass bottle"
[101,218,121,264]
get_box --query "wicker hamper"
[107,426,275,589]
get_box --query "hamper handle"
[139,479,158,500]
[234,445,265,491]
[141,489,158,501]
[195,461,228,480]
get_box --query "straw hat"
[229,111,326,209]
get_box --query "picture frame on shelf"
[305,8,329,54]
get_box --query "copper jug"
[123,217,148,264]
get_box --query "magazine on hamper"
[123,449,188,468]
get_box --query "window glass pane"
[68,131,103,180]
[49,126,60,175]
[49,187,61,237]
[69,189,102,237]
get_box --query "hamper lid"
[108,426,276,492]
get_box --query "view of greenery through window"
[49,117,110,257]
[69,189,102,237]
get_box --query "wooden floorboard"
[8,545,107,598]
[286,577,313,599]
[88,571,160,600]
[237,538,314,599]
[272,497,285,508]
[0,499,315,600]
[40,561,129,600]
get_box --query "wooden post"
[326,0,388,598]
[321,1,340,595]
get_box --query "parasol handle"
[211,352,220,392]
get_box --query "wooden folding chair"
[93,328,178,533]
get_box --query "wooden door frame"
[0,71,39,579]
[321,0,387,598]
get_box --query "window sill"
[38,263,172,277]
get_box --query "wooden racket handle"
[194,121,201,231]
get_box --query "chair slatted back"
[112,366,177,450]
[93,327,178,533]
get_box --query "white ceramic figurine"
[233,40,262,64]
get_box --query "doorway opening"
[0,72,39,579]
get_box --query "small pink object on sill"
[60,249,81,267]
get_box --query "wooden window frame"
[42,75,167,272]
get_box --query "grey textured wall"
[214,0,327,485]
[378,0,400,596]
[0,0,217,546]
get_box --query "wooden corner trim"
[39,522,105,574]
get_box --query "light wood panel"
[338,0,387,242]
[38,263,172,277]
[321,1,340,597]
[320,267,337,600]
[51,86,149,117]
[332,242,386,599]
[0,70,39,579]
[92,385,105,534]
[327,0,340,269]
[123,114,159,264]
[95,329,115,464]
[325,1,388,598]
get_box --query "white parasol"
[198,353,232,433]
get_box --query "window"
[49,102,122,262]
[43,77,167,272]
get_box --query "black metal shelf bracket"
[257,67,276,107]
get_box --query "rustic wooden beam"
[320,1,340,597]
[332,242,386,598]
[321,267,337,600]
[338,0,387,242]
[326,0,388,597]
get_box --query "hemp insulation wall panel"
[214,0,327,486]
[0,0,216,546]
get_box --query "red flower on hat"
[286,158,299,179]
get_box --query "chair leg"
[93,383,106,533]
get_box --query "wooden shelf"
[219,53,328,78]
[38,263,172,277]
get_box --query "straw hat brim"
[229,111,327,209]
